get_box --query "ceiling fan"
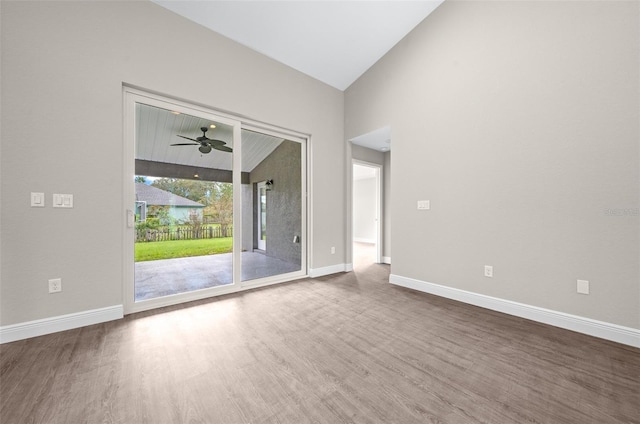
[171,126,232,154]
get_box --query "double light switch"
[53,194,73,208]
[417,200,430,210]
[30,193,74,208]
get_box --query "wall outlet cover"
[484,265,493,278]
[577,279,589,295]
[48,278,62,293]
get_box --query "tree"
[205,182,233,230]
[151,178,214,203]
[148,177,233,229]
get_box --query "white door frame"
[123,87,309,314]
[352,159,382,264]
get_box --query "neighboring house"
[135,183,204,223]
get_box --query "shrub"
[136,217,160,230]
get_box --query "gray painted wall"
[346,1,639,328]
[352,144,385,165]
[250,140,302,265]
[1,1,344,326]
[242,184,253,252]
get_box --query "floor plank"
[1,246,639,423]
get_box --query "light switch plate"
[31,192,45,207]
[53,194,73,208]
[577,279,589,295]
[417,200,430,210]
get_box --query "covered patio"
[134,252,301,301]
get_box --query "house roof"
[135,183,204,208]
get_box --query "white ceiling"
[152,0,445,91]
[350,126,391,152]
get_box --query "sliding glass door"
[123,89,306,313]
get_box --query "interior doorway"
[352,161,382,267]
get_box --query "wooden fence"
[136,226,232,242]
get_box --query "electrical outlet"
[49,278,62,293]
[577,279,589,295]
[331,246,336,254]
[484,265,493,278]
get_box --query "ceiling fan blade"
[170,143,199,146]
[177,135,199,142]
[213,145,233,152]
[207,139,226,146]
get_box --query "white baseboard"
[382,256,391,264]
[0,305,124,344]
[389,274,640,348]
[353,237,375,244]
[345,263,354,272]
[309,263,348,278]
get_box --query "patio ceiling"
[135,103,284,175]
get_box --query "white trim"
[345,263,354,272]
[126,285,239,314]
[353,237,376,244]
[309,263,348,278]
[122,86,310,315]
[126,269,309,315]
[0,305,123,344]
[389,274,640,348]
[240,270,307,290]
[232,122,243,285]
[382,256,391,264]
[351,159,383,264]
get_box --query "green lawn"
[135,238,233,262]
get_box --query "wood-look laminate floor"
[2,247,639,423]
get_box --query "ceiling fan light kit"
[170,126,232,154]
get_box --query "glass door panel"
[134,102,234,301]
[240,131,303,282]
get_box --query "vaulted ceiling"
[152,0,445,91]
[139,2,445,167]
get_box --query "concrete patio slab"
[135,251,301,301]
